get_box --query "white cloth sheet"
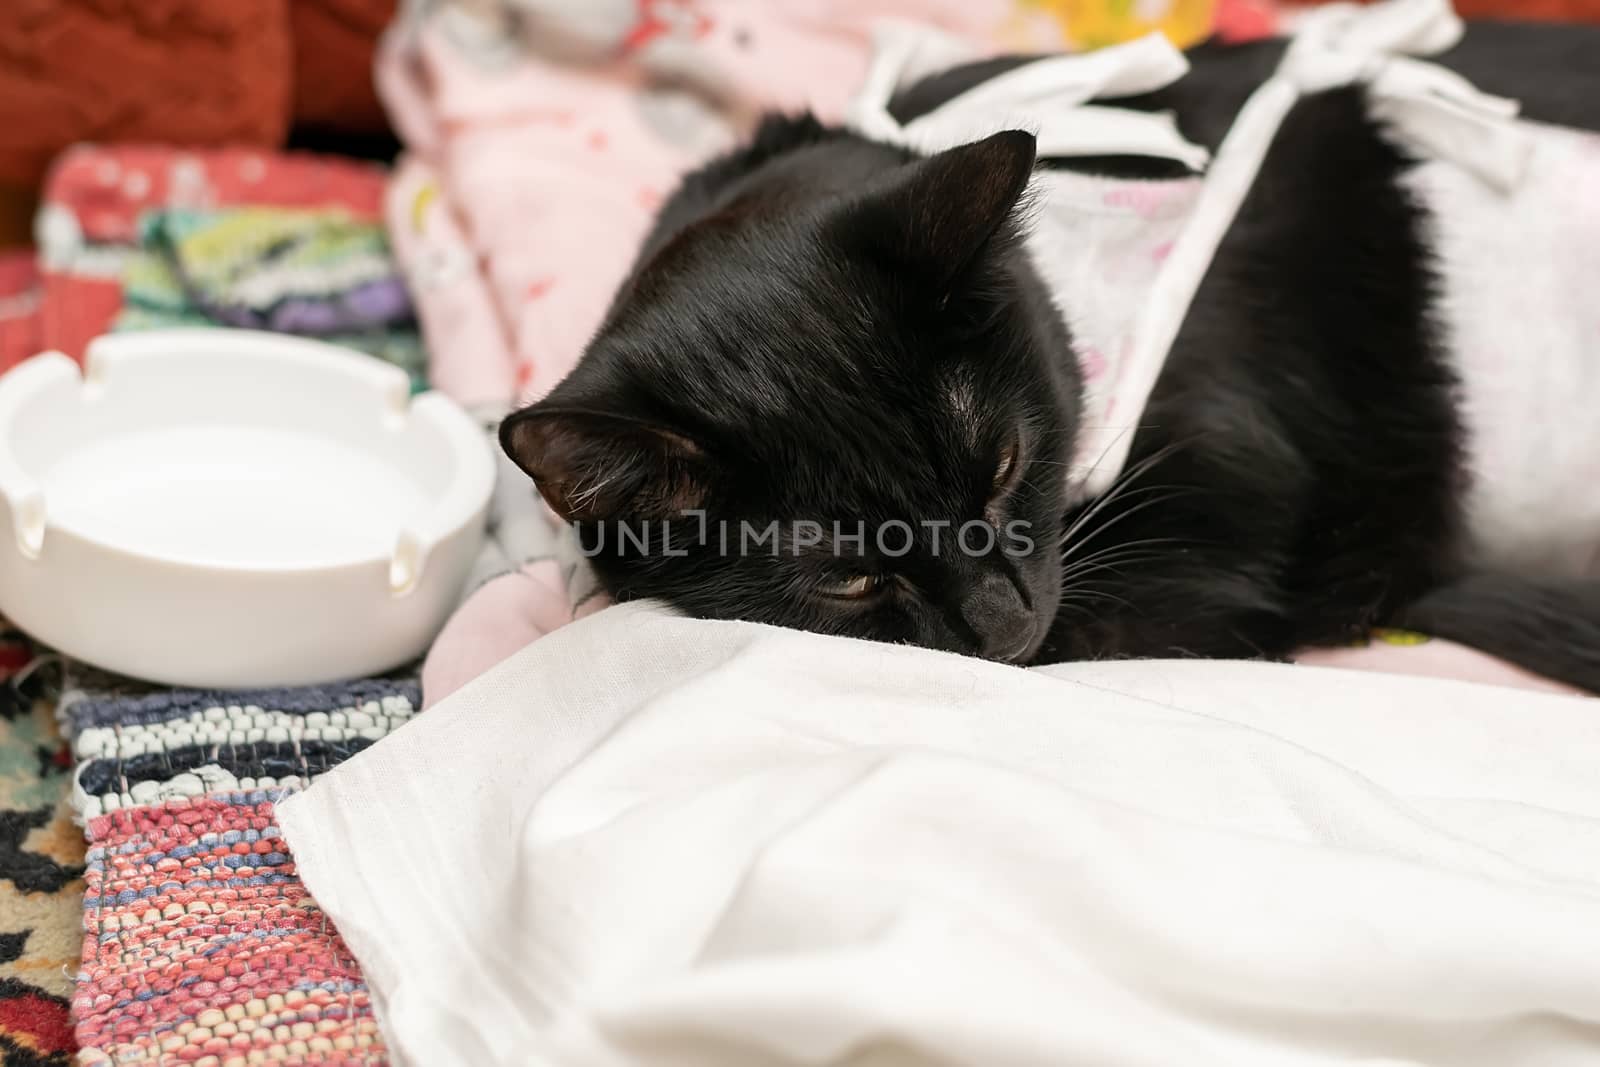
[279,602,1600,1066]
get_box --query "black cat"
[502,22,1600,691]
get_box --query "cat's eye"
[992,433,1023,493]
[820,573,882,599]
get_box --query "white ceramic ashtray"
[0,330,494,688]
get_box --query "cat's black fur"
[503,22,1600,690]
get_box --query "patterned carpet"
[61,670,411,1065]
[0,627,80,1067]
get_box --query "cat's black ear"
[839,130,1037,288]
[500,406,712,522]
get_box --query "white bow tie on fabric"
[846,25,1212,170]
[1283,0,1528,190]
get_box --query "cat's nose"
[959,573,1037,662]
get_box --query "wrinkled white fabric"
[281,602,1600,1067]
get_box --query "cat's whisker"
[1060,554,1172,587]
[1054,591,1110,612]
[1056,439,1190,549]
[1056,440,1201,564]
[1027,459,1108,471]
[1066,425,1142,487]
[1060,536,1187,568]
[1060,587,1139,614]
[1060,490,1196,567]
[1065,422,1183,492]
[1058,484,1189,558]
[1058,565,1170,603]
[1060,546,1181,581]
[1056,483,1186,546]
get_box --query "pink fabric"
[422,561,612,705]
[1295,634,1586,697]
[379,0,1048,413]
[384,157,518,409]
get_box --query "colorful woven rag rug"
[61,670,419,1066]
[32,145,423,391]
[0,624,81,1067]
[117,207,425,393]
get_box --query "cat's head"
[502,125,1080,662]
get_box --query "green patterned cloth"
[118,208,427,392]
